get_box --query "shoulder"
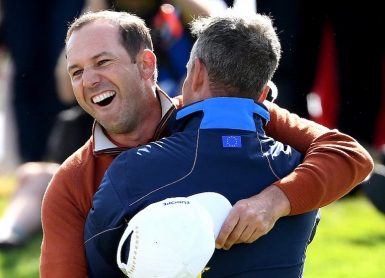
[112,133,192,171]
[42,140,94,214]
[106,134,195,194]
[55,140,93,181]
[257,132,303,178]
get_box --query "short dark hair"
[66,10,153,63]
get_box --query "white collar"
[93,88,175,153]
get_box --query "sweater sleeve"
[264,101,374,215]
[40,161,89,278]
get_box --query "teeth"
[92,91,116,104]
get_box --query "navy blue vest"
[85,97,318,277]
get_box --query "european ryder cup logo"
[222,136,242,148]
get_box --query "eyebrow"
[67,51,113,72]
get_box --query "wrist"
[255,185,291,218]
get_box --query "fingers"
[235,225,257,244]
[215,208,239,249]
[216,201,259,250]
[215,197,278,250]
[230,216,270,247]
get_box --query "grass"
[0,175,41,278]
[0,234,41,278]
[305,195,385,278]
[0,175,385,277]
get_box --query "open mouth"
[92,91,116,107]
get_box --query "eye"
[97,59,110,66]
[71,69,83,78]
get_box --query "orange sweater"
[40,100,373,278]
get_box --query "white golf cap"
[116,192,232,278]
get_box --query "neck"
[107,120,157,148]
[109,92,162,147]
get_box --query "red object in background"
[307,22,340,129]
[153,3,184,42]
[373,56,385,150]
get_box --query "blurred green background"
[1,175,385,278]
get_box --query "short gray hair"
[190,8,281,99]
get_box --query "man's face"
[66,20,148,134]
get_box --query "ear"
[139,49,156,80]
[191,57,207,94]
[257,85,270,102]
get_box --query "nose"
[82,67,101,88]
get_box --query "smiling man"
[66,17,162,145]
[40,10,373,278]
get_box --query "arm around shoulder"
[264,101,374,215]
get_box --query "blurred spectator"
[0,0,86,249]
[0,106,93,249]
[298,1,385,149]
[297,1,385,200]
[0,0,84,162]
